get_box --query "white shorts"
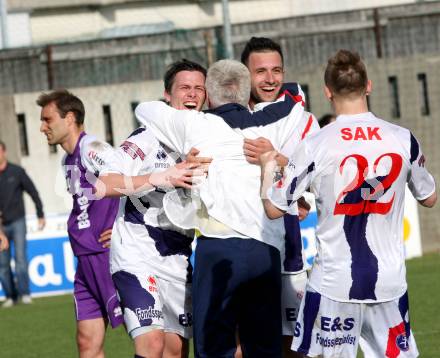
[281,271,307,336]
[112,270,192,340]
[292,286,419,358]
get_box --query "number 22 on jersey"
[334,153,403,216]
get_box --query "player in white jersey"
[260,49,437,358]
[240,37,319,358]
[97,59,207,358]
[136,59,309,358]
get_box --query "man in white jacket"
[136,59,307,358]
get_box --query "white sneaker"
[2,298,14,308]
[21,295,32,304]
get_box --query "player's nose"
[265,72,275,83]
[39,121,47,133]
[187,88,196,98]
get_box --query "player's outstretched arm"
[97,161,204,198]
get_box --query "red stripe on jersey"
[301,115,314,140]
[293,95,305,107]
[277,90,305,107]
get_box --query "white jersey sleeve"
[407,132,436,200]
[268,139,316,214]
[80,135,115,175]
[135,101,197,154]
[280,111,319,157]
[100,127,158,177]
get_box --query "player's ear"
[366,80,372,95]
[65,111,77,127]
[324,86,333,101]
[206,93,212,108]
[163,90,171,103]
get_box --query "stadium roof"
[8,0,170,11]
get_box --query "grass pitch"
[0,253,438,357]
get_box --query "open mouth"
[261,86,277,93]
[183,102,197,110]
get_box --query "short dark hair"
[324,50,368,97]
[163,59,207,94]
[36,89,85,125]
[240,37,284,66]
[0,141,5,151]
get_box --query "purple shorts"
[74,251,124,328]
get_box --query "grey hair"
[206,59,251,108]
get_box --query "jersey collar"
[336,112,375,122]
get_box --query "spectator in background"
[0,228,9,252]
[0,140,45,308]
[318,113,336,128]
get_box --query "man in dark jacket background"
[0,140,45,307]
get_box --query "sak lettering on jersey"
[340,127,382,141]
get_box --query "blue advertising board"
[0,192,421,299]
[0,236,76,298]
[0,214,76,298]
[0,212,319,299]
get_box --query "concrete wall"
[0,95,20,163]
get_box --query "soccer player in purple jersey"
[261,50,437,358]
[38,90,124,358]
